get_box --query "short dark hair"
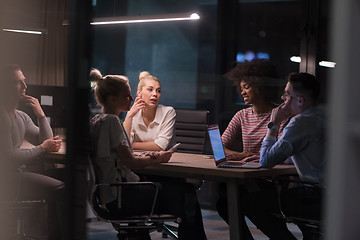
[1,64,21,80]
[224,59,281,103]
[4,64,21,72]
[2,64,21,82]
[0,64,21,103]
[287,72,320,102]
[1,64,21,84]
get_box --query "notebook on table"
[207,124,261,169]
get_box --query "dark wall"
[18,85,67,129]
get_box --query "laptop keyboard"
[220,161,261,168]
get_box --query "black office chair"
[172,109,209,154]
[87,158,181,240]
[0,170,46,240]
[172,109,209,189]
[274,176,323,239]
[164,109,210,239]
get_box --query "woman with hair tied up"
[123,71,175,151]
[89,69,207,240]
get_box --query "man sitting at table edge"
[256,72,325,240]
[259,72,325,184]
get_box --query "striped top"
[222,107,286,154]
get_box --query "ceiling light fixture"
[2,28,45,35]
[90,12,200,25]
[290,56,301,63]
[319,61,336,68]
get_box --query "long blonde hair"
[90,68,129,107]
[137,71,161,92]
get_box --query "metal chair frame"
[274,176,324,238]
[87,159,180,240]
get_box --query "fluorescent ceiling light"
[91,12,200,25]
[319,61,336,68]
[290,56,301,63]
[290,56,336,68]
[2,28,44,35]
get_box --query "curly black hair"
[224,59,283,103]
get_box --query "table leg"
[227,179,242,240]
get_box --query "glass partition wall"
[91,0,216,111]
[91,0,331,126]
[90,0,334,234]
[0,0,341,239]
[0,0,72,238]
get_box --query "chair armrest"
[273,176,323,222]
[273,175,322,189]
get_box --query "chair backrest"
[86,156,159,222]
[173,109,209,154]
[86,156,109,220]
[87,157,96,200]
[275,176,323,232]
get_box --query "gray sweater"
[9,110,53,165]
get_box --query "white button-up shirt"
[130,104,176,150]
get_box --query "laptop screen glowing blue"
[208,125,226,162]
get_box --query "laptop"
[207,124,261,169]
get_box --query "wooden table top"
[137,152,297,181]
[20,143,297,180]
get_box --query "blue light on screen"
[236,51,270,62]
[236,52,246,62]
[208,128,226,161]
[256,52,270,60]
[245,51,256,61]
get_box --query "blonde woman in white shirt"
[123,71,175,151]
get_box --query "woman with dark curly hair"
[221,58,287,161]
[217,59,296,240]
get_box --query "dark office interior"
[0,0,359,239]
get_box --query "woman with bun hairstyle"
[123,71,175,151]
[89,69,207,240]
